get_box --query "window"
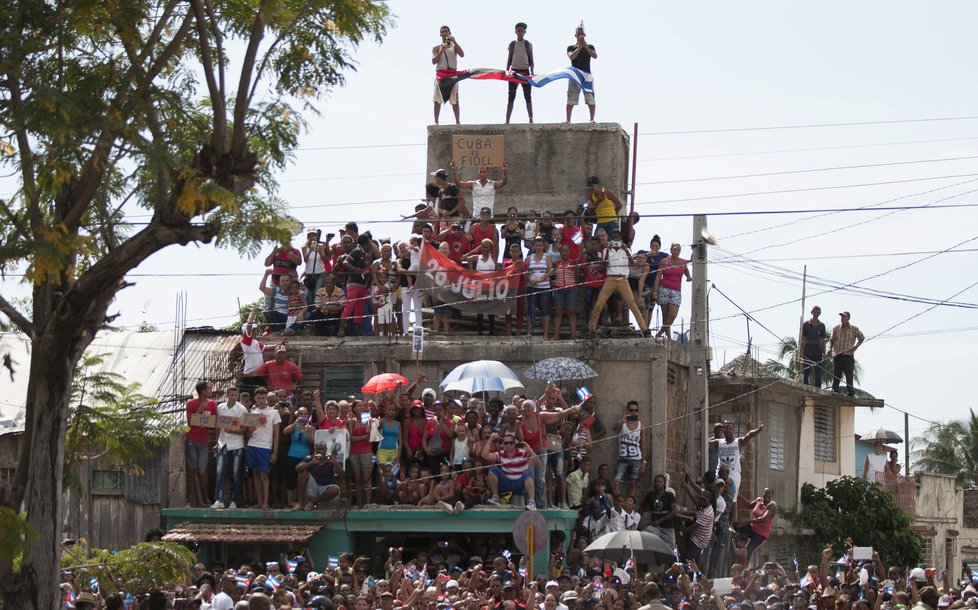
[921,535,934,567]
[814,406,837,462]
[322,366,364,403]
[91,469,125,494]
[769,407,785,471]
[0,467,15,487]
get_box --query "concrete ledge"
[426,123,630,214]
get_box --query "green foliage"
[221,298,267,332]
[64,354,179,493]
[0,507,37,567]
[781,476,923,568]
[911,409,978,488]
[62,542,197,596]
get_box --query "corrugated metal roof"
[162,522,322,543]
[0,329,239,423]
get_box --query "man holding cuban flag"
[566,22,597,123]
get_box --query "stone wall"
[426,123,630,215]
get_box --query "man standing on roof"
[800,305,828,387]
[566,25,597,123]
[433,25,464,125]
[505,22,534,124]
[829,310,864,397]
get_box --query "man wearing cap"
[302,228,332,306]
[253,345,303,399]
[438,223,473,265]
[566,25,597,123]
[431,168,469,230]
[829,311,864,396]
[433,25,464,125]
[800,306,828,387]
[505,22,534,123]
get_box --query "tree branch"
[188,0,226,151]
[0,294,33,337]
[231,0,269,158]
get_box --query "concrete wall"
[290,335,686,499]
[798,400,856,495]
[426,123,630,215]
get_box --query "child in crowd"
[373,282,395,337]
[451,422,472,470]
[419,463,464,514]
[463,468,489,508]
[397,463,424,505]
[377,462,398,505]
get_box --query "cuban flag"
[123,593,135,610]
[90,577,99,593]
[286,559,298,574]
[513,67,595,96]
[577,387,593,402]
[66,591,77,604]
[436,66,594,104]
[264,574,281,592]
[518,566,527,578]
[235,574,251,589]
[800,573,814,589]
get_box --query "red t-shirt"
[254,359,303,396]
[271,247,301,285]
[185,398,217,443]
[443,232,472,264]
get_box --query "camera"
[764,562,778,571]
[611,240,622,248]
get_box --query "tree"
[64,354,178,493]
[61,541,197,598]
[911,409,978,488]
[765,336,875,398]
[781,476,923,569]
[0,2,391,607]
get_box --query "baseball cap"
[546,581,559,588]
[275,344,287,353]
[480,207,493,215]
[431,169,449,180]
[410,400,424,409]
[839,311,851,317]
[422,388,437,399]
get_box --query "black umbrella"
[861,428,903,443]
[583,530,676,566]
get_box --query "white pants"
[402,286,423,333]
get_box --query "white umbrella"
[439,360,524,394]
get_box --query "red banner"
[416,243,521,315]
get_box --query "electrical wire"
[637,114,978,136]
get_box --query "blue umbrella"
[440,360,524,394]
[523,357,598,381]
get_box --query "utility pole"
[687,215,712,473]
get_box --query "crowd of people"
[61,515,978,610]
[259,172,692,341]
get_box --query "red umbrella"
[361,373,410,394]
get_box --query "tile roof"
[162,522,323,543]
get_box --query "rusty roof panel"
[162,522,322,543]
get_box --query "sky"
[4,1,978,456]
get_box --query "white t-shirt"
[240,326,265,375]
[865,452,887,481]
[716,437,742,476]
[211,592,234,610]
[471,181,496,209]
[606,247,630,277]
[217,401,248,451]
[247,406,281,450]
[714,495,727,523]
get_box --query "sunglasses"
[503,441,515,445]
[627,409,639,413]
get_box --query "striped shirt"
[495,448,530,479]
[553,259,576,289]
[691,504,715,549]
[830,323,864,356]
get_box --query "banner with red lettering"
[416,243,520,315]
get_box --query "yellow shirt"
[591,191,617,224]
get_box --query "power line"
[635,155,978,186]
[638,115,978,136]
[638,135,978,163]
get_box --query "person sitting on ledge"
[481,431,541,510]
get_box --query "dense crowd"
[258,172,691,341]
[61,527,978,610]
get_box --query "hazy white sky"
[5,1,978,452]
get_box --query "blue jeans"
[303,273,325,306]
[526,286,551,327]
[595,220,620,237]
[215,446,244,503]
